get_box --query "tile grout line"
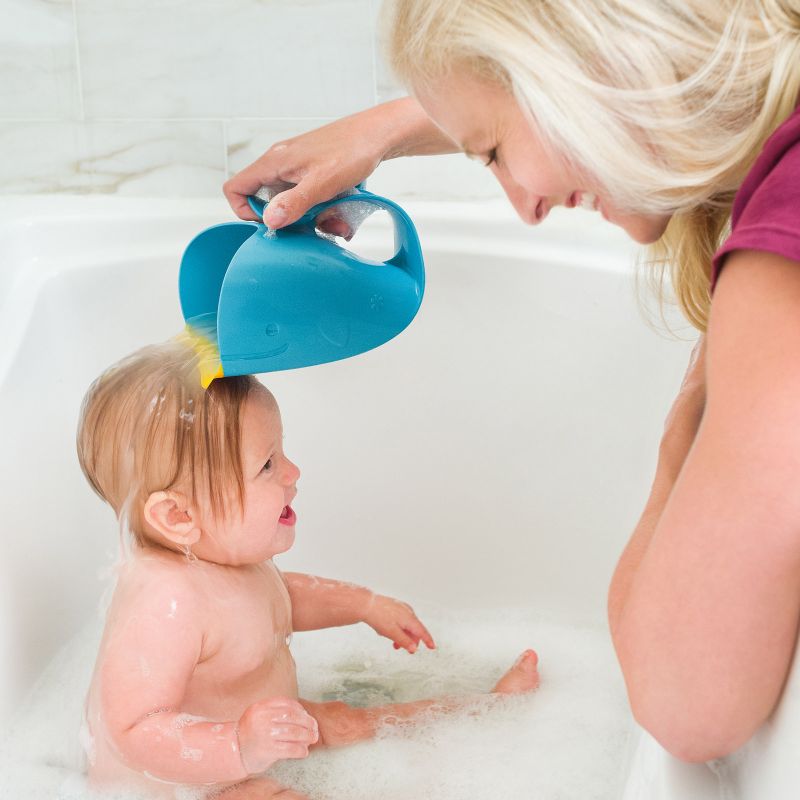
[71,0,86,121]
[222,120,230,180]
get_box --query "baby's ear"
[144,491,202,547]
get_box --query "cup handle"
[246,182,368,225]
[302,188,425,287]
[247,195,267,219]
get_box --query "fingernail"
[266,205,287,226]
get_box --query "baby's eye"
[263,458,273,472]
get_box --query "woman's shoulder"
[712,108,800,286]
[732,106,800,226]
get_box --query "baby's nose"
[282,457,301,484]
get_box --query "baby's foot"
[492,649,540,694]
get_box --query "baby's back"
[84,548,297,794]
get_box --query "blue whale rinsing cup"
[178,186,425,386]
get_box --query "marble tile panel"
[226,118,333,178]
[371,0,406,104]
[0,0,81,119]
[0,121,225,195]
[77,0,376,120]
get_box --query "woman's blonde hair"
[77,339,261,546]
[384,0,800,330]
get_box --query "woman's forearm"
[608,450,683,640]
[223,95,459,227]
[378,96,461,159]
[609,339,706,641]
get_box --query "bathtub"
[0,195,728,798]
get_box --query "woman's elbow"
[629,689,760,763]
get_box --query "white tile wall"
[371,0,405,104]
[226,118,335,177]
[0,0,81,120]
[0,121,224,194]
[77,0,375,119]
[0,0,503,202]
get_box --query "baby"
[76,338,539,799]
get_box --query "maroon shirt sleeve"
[711,108,800,292]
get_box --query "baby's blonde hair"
[76,339,261,546]
[384,0,800,330]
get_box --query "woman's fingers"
[315,209,355,239]
[223,110,389,229]
[262,172,356,230]
[222,166,281,222]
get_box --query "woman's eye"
[485,148,497,167]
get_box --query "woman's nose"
[491,165,541,225]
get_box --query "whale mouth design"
[225,342,289,361]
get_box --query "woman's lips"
[567,191,599,211]
[279,505,296,526]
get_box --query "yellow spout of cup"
[178,323,224,389]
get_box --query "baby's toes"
[492,649,540,694]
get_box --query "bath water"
[0,607,633,800]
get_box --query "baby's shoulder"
[112,551,209,619]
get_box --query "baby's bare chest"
[198,564,294,677]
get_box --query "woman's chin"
[615,211,672,244]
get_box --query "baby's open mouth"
[279,505,296,525]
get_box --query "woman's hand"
[223,113,382,235]
[223,97,459,236]
[363,593,436,654]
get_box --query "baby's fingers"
[397,613,436,651]
[407,619,436,650]
[392,626,423,654]
[271,709,319,739]
[273,740,312,760]
[269,723,319,745]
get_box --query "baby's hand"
[237,697,319,775]
[364,594,436,654]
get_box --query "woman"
[224,0,800,768]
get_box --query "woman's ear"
[144,491,202,547]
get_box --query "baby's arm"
[282,572,435,652]
[100,574,316,784]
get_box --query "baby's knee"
[317,700,371,746]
